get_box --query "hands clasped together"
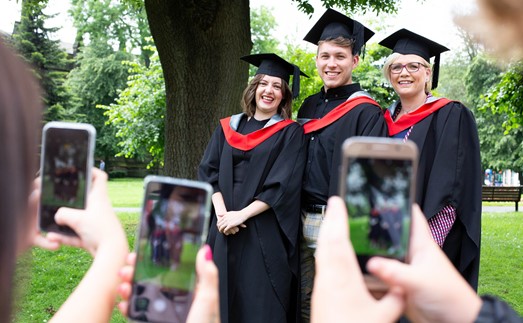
[216,210,247,235]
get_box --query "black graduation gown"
[388,99,482,290]
[198,114,305,323]
[297,83,388,205]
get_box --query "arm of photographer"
[41,169,129,323]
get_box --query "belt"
[304,204,327,214]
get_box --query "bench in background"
[482,186,523,211]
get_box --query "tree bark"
[144,0,251,178]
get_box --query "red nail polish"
[204,244,213,261]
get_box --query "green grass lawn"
[478,211,523,314]
[12,179,523,321]
[107,177,145,207]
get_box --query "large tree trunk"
[144,0,251,179]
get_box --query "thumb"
[375,287,405,321]
[367,257,421,292]
[54,207,84,232]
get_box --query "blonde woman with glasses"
[379,29,482,291]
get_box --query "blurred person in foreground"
[0,38,128,323]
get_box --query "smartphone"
[39,121,96,236]
[128,176,212,323]
[339,137,418,291]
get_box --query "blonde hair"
[456,0,523,60]
[240,74,293,119]
[382,52,433,94]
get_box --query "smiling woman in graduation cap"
[198,53,308,323]
[380,29,482,290]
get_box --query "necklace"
[391,94,431,121]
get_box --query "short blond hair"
[318,36,358,55]
[382,52,433,94]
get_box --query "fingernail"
[204,244,213,261]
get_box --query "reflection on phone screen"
[129,182,208,323]
[40,128,90,234]
[345,157,412,270]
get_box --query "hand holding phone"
[339,137,418,292]
[39,122,96,236]
[128,176,212,323]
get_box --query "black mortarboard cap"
[303,8,375,55]
[241,53,309,99]
[379,28,449,89]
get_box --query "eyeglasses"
[389,62,426,74]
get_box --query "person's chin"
[323,80,341,90]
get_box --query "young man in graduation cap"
[198,53,308,323]
[379,29,482,291]
[297,8,388,321]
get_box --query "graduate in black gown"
[296,9,388,321]
[198,53,307,323]
[379,29,482,290]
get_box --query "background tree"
[354,43,396,107]
[67,0,152,162]
[250,6,279,55]
[12,0,72,121]
[101,45,166,168]
[478,61,523,172]
[65,42,132,160]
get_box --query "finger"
[240,224,247,228]
[409,204,437,255]
[315,196,365,289]
[127,252,137,266]
[117,282,132,300]
[117,301,129,316]
[86,168,109,204]
[187,245,219,323]
[32,234,61,250]
[119,265,135,283]
[46,231,83,247]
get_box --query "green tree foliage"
[281,44,323,114]
[465,55,503,109]
[354,43,395,108]
[483,62,523,132]
[68,0,152,160]
[291,0,397,15]
[69,0,151,53]
[438,54,471,106]
[100,46,166,168]
[250,6,279,55]
[12,0,72,121]
[65,42,133,158]
[478,62,523,171]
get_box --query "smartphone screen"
[39,122,95,235]
[344,156,413,271]
[340,137,418,281]
[128,177,212,323]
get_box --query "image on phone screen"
[129,180,210,323]
[40,127,91,235]
[344,157,412,269]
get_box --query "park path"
[482,206,519,213]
